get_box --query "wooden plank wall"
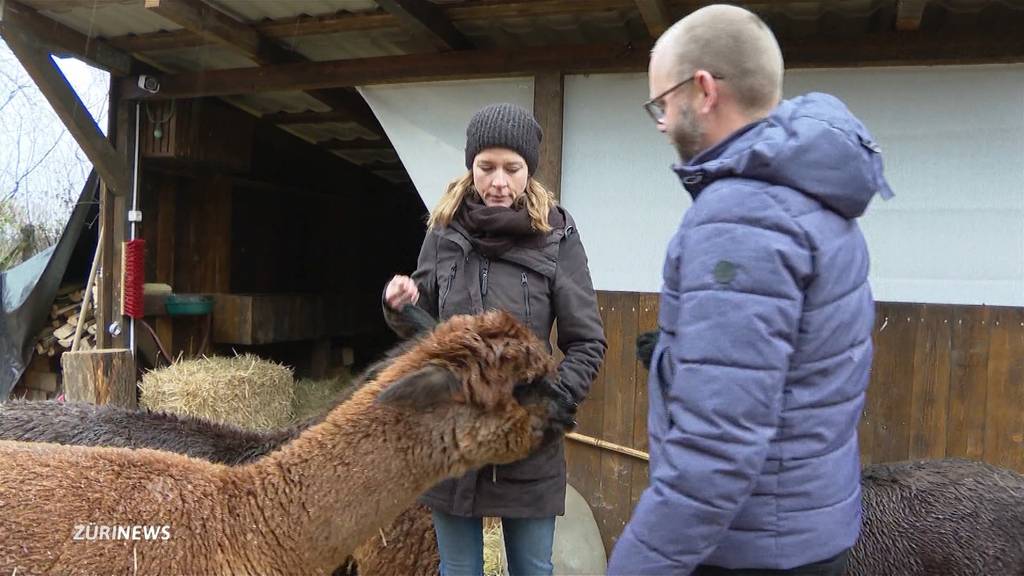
[564,291,657,554]
[568,292,1024,554]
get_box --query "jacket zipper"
[440,262,457,313]
[521,272,532,328]
[481,258,490,298]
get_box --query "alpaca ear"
[389,304,439,340]
[376,365,461,409]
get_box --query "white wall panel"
[366,67,1024,305]
[359,78,534,211]
[561,66,1024,305]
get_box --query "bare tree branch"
[3,130,66,203]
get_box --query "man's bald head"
[652,4,784,116]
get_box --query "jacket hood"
[675,92,894,218]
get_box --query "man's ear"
[695,70,719,114]
[376,365,461,409]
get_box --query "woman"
[383,103,607,576]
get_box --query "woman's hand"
[385,275,420,310]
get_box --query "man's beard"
[669,102,705,163]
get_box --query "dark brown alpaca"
[0,310,566,576]
[636,329,1024,576]
[850,458,1024,576]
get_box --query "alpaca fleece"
[0,310,560,576]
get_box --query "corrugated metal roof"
[20,0,1024,44]
[284,28,420,61]
[372,169,412,183]
[12,0,1024,166]
[19,0,1024,65]
[281,7,648,58]
[332,149,401,164]
[22,0,179,38]
[457,9,646,49]
[281,122,380,144]
[229,92,332,115]
[212,0,380,22]
[141,46,257,72]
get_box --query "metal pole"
[128,101,141,357]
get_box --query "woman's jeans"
[431,510,556,576]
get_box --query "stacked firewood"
[11,354,57,401]
[34,283,97,356]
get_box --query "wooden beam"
[143,0,294,64]
[142,0,381,134]
[122,18,1024,102]
[2,27,132,196]
[533,71,563,200]
[375,0,472,51]
[779,27,1024,68]
[145,0,256,57]
[322,137,393,151]
[635,0,672,38]
[19,0,129,9]
[446,0,634,21]
[0,0,132,75]
[256,8,394,38]
[896,0,927,31]
[305,88,383,133]
[108,0,636,53]
[358,159,402,170]
[121,42,648,100]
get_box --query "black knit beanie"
[464,103,543,175]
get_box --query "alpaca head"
[375,309,569,470]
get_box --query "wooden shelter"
[4,0,1024,555]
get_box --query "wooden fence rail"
[567,292,1024,553]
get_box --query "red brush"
[121,239,146,319]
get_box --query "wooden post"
[61,349,137,408]
[533,71,564,200]
[310,338,331,379]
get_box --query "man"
[607,5,893,575]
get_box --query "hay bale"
[291,367,353,424]
[139,354,294,432]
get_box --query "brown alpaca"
[0,311,564,576]
[350,504,440,576]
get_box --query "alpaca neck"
[230,383,460,573]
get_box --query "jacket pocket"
[440,262,457,314]
[653,344,676,430]
[521,272,532,329]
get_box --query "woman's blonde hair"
[427,171,558,233]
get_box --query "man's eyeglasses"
[643,74,724,123]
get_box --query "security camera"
[137,75,160,94]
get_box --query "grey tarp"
[1,171,98,399]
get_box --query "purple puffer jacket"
[608,93,894,575]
